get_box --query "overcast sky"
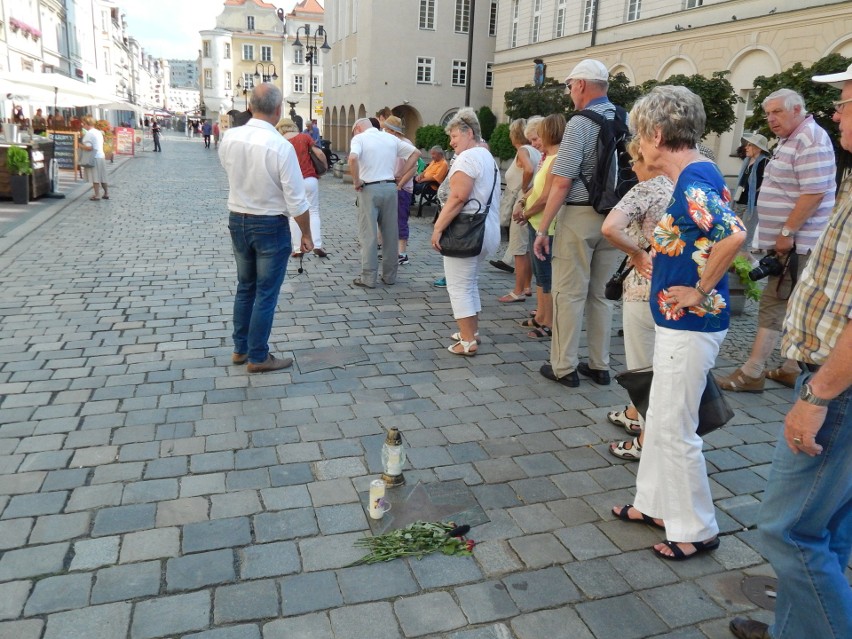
[119,0,301,60]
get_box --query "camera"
[748,251,786,281]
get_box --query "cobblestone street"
[0,133,809,639]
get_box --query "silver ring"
[793,437,803,445]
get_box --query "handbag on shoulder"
[439,164,499,258]
[78,149,94,168]
[310,145,328,176]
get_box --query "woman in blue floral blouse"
[612,86,745,561]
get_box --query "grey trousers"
[549,204,620,376]
[357,183,399,286]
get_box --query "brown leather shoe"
[246,354,293,373]
[716,367,765,392]
[766,366,798,388]
[313,248,328,258]
[232,353,248,365]
[729,617,770,639]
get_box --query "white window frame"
[337,63,343,85]
[452,59,467,87]
[416,56,434,84]
[247,15,255,30]
[352,0,358,33]
[685,0,703,7]
[224,71,232,90]
[531,0,542,43]
[203,68,212,89]
[555,0,568,37]
[351,57,357,82]
[312,75,320,93]
[332,65,337,87]
[294,47,304,64]
[242,44,254,61]
[510,0,519,48]
[243,72,255,89]
[582,0,596,33]
[485,62,493,89]
[261,45,272,62]
[344,60,350,84]
[626,0,641,22]
[419,0,435,30]
[294,75,304,92]
[202,41,211,58]
[224,43,231,59]
[455,0,471,34]
[489,1,498,36]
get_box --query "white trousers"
[622,301,656,369]
[289,177,322,249]
[633,325,726,542]
[444,254,486,320]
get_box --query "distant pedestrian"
[202,121,212,148]
[218,83,313,373]
[213,122,220,148]
[152,121,162,152]
[80,115,110,200]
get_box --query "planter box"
[9,174,29,204]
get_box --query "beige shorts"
[757,251,809,331]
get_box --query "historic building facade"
[492,0,852,175]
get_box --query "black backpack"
[570,105,637,215]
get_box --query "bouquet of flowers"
[350,521,475,565]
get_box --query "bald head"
[249,83,283,123]
[352,118,372,135]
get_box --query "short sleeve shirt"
[650,161,746,332]
[449,146,501,219]
[617,175,674,302]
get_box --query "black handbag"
[439,164,498,258]
[614,366,734,436]
[605,256,632,301]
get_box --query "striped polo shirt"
[756,115,835,254]
[552,97,616,204]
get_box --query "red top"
[287,133,318,179]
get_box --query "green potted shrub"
[728,255,762,315]
[6,145,32,204]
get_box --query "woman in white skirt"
[80,115,109,201]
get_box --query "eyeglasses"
[832,97,852,113]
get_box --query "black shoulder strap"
[485,163,499,209]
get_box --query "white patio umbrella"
[0,70,121,108]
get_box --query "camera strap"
[775,242,798,300]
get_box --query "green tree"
[489,123,515,162]
[504,77,572,120]
[414,124,449,152]
[744,53,851,157]
[641,70,740,136]
[477,105,497,142]
[607,72,643,111]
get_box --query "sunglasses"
[832,97,852,113]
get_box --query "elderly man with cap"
[531,59,621,387]
[733,131,770,253]
[729,63,852,639]
[349,117,419,288]
[717,88,835,393]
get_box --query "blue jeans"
[758,373,852,639]
[228,213,291,364]
[528,225,553,293]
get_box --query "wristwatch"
[535,231,547,238]
[799,382,831,407]
[780,227,794,238]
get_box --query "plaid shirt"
[782,175,852,364]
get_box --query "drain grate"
[741,575,777,610]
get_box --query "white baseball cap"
[566,59,609,83]
[812,62,852,90]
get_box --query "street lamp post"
[292,24,330,125]
[235,80,249,109]
[253,63,279,84]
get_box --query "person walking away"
[532,59,622,387]
[729,62,852,639]
[202,120,212,149]
[218,83,313,373]
[275,118,328,258]
[213,121,220,148]
[717,89,835,392]
[349,118,418,288]
[152,120,162,152]
[80,115,110,200]
[381,116,418,265]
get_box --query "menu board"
[114,127,135,156]
[50,132,77,169]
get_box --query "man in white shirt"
[349,118,418,288]
[219,83,313,373]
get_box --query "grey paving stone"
[446,624,515,639]
[300,531,365,571]
[394,591,467,637]
[120,527,180,563]
[0,518,33,550]
[239,541,301,579]
[455,580,520,624]
[329,602,402,639]
[19,450,73,472]
[214,579,279,623]
[471,484,523,509]
[502,566,582,612]
[269,462,314,486]
[180,472,227,497]
[0,580,30,621]
[90,462,144,485]
[259,485,311,510]
[316,503,370,534]
[190,451,235,473]
[144,456,188,479]
[576,593,668,639]
[508,533,572,569]
[279,571,343,616]
[210,490,262,519]
[186,625,261,639]
[42,602,131,639]
[1,491,68,519]
[70,536,120,571]
[0,471,45,496]
[24,573,92,617]
[511,607,595,639]
[472,539,523,578]
[337,561,419,603]
[263,613,333,639]
[0,542,69,580]
[0,619,43,639]
[182,516,251,553]
[307,478,359,506]
[639,582,726,627]
[507,503,564,534]
[91,503,155,536]
[130,591,210,639]
[29,512,90,543]
[166,549,236,591]
[225,468,270,491]
[507,477,564,504]
[254,508,318,542]
[91,561,161,604]
[407,551,483,589]
[41,468,91,491]
[121,478,179,504]
[155,497,209,527]
[564,556,633,599]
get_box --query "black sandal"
[613,505,664,529]
[653,538,720,561]
[519,317,542,329]
[527,326,552,339]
